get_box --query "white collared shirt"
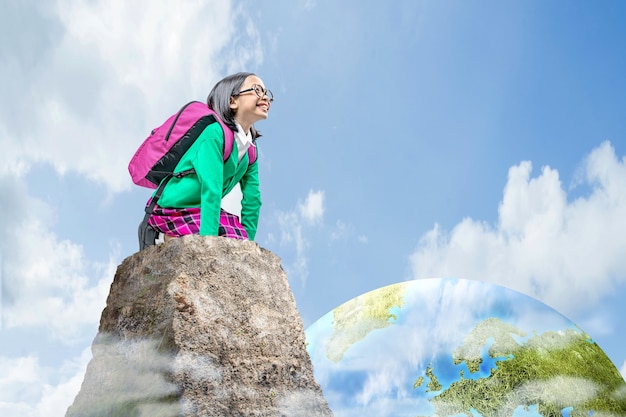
[234,122,254,162]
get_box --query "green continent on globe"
[415,318,626,417]
[426,365,442,392]
[325,282,406,362]
[453,317,527,373]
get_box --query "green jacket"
[156,122,261,239]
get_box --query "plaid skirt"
[146,199,248,240]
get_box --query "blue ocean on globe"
[305,278,626,417]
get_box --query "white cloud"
[0,0,262,193]
[299,189,325,224]
[507,376,600,409]
[0,175,114,339]
[53,0,233,99]
[276,189,326,286]
[330,220,349,240]
[409,141,626,320]
[278,210,309,285]
[0,348,91,417]
[621,361,626,380]
[0,356,42,404]
[66,337,179,417]
[34,348,92,417]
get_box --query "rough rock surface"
[66,236,333,417]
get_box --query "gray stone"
[66,236,333,417]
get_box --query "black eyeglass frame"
[235,84,274,102]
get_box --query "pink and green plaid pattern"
[147,199,248,240]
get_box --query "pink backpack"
[131,101,258,250]
[128,101,257,189]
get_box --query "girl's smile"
[231,75,272,133]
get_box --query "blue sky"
[1,1,625,415]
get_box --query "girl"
[146,72,272,242]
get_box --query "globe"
[305,278,626,417]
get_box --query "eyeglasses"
[235,84,274,102]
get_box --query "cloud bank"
[1,0,261,192]
[410,141,626,321]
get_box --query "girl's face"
[230,75,271,133]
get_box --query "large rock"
[66,236,333,417]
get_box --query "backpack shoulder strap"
[202,105,235,162]
[181,102,235,163]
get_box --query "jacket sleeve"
[193,125,225,236]
[239,152,261,240]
